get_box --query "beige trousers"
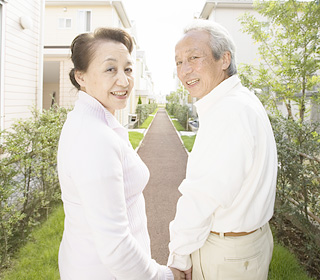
[191,223,273,280]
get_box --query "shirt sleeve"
[168,116,254,271]
[70,128,173,280]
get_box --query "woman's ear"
[75,70,86,88]
[222,51,231,71]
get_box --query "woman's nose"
[116,71,129,87]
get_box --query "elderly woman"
[57,27,184,280]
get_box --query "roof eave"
[112,1,131,28]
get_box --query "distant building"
[135,50,155,105]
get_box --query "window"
[78,10,91,33]
[58,18,72,29]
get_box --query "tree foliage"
[166,85,189,129]
[239,0,320,121]
[238,1,320,275]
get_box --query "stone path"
[138,108,188,265]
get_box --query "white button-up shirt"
[168,75,278,270]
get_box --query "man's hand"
[169,267,186,280]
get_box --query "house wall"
[44,5,117,46]
[1,0,44,130]
[206,5,263,67]
[44,3,137,127]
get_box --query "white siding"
[44,5,115,46]
[206,6,263,67]
[2,0,44,130]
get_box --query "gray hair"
[184,19,237,76]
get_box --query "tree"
[239,0,320,122]
[239,3,320,274]
[138,95,142,105]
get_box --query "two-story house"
[44,0,148,127]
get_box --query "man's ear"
[75,70,86,87]
[222,52,231,71]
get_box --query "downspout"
[37,0,45,111]
[213,1,218,20]
[0,1,6,132]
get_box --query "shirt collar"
[195,75,241,115]
[77,91,129,144]
[78,91,121,128]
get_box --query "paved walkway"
[138,108,188,265]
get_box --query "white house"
[0,0,45,131]
[44,0,155,127]
[135,50,155,105]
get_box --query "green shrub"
[0,106,68,267]
[166,102,189,130]
[136,103,157,126]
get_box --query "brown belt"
[211,229,258,237]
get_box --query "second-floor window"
[78,10,91,33]
[59,18,72,29]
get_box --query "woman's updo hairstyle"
[69,27,134,90]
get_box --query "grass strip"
[1,205,64,280]
[172,120,185,131]
[129,131,144,150]
[269,243,315,279]
[181,135,196,152]
[139,116,154,129]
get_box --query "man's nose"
[179,61,192,76]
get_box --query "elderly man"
[167,20,277,280]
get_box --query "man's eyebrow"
[175,48,199,60]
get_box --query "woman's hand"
[184,268,192,280]
[169,267,186,280]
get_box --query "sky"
[122,0,206,96]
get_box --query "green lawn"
[172,120,185,131]
[128,131,144,150]
[269,243,315,280]
[181,135,196,152]
[1,205,313,280]
[1,205,64,280]
[139,116,154,129]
